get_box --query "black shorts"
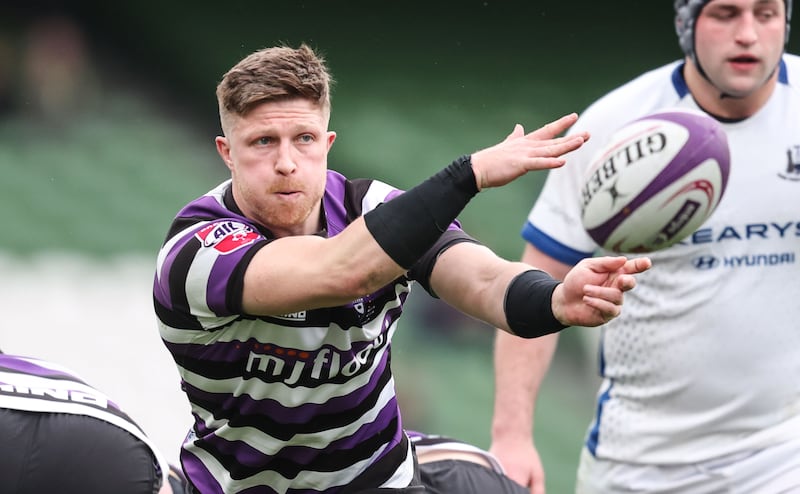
[0,408,161,494]
[349,487,427,493]
[418,459,529,494]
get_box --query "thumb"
[505,123,525,141]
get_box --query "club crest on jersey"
[196,221,261,254]
[779,145,800,181]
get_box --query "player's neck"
[684,60,777,120]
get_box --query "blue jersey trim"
[520,223,593,266]
[586,332,608,455]
[672,58,788,96]
[671,62,690,98]
[586,329,614,457]
[779,57,788,84]
[586,380,612,456]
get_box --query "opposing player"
[153,44,651,493]
[409,430,528,494]
[490,1,800,493]
[0,352,173,494]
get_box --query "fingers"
[519,135,585,170]
[581,271,640,322]
[586,255,652,275]
[612,257,652,291]
[562,255,650,327]
[583,255,628,273]
[528,112,579,139]
[541,134,587,154]
[624,256,653,274]
[582,295,623,322]
[582,285,625,323]
[470,115,588,189]
[615,274,637,292]
[582,280,630,323]
[522,157,568,172]
[583,284,625,306]
[505,123,526,142]
[493,115,588,168]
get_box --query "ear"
[326,131,337,151]
[215,136,234,171]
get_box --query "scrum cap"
[675,0,793,64]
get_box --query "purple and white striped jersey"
[153,170,473,493]
[0,354,169,486]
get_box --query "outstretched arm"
[240,114,589,316]
[430,242,650,336]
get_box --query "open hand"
[470,113,590,190]
[552,256,652,327]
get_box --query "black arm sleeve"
[503,270,568,338]
[363,155,478,269]
[407,230,481,297]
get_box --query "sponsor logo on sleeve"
[195,221,261,254]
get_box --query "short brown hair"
[216,43,333,131]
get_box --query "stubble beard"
[257,190,322,237]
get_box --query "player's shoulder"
[575,60,685,132]
[0,353,81,380]
[782,52,800,66]
[172,180,234,223]
[324,168,383,194]
[330,169,400,215]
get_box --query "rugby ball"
[580,108,730,253]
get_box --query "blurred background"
[3,1,793,491]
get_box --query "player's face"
[694,0,786,97]
[216,98,336,237]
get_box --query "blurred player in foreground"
[490,1,800,493]
[153,43,651,493]
[409,430,528,494]
[0,351,183,494]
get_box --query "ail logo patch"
[195,221,261,254]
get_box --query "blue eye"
[257,137,272,145]
[298,134,314,143]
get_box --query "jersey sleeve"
[153,218,269,331]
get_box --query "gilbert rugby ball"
[580,108,730,253]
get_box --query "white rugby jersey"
[525,55,800,464]
[0,354,170,486]
[153,170,472,493]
